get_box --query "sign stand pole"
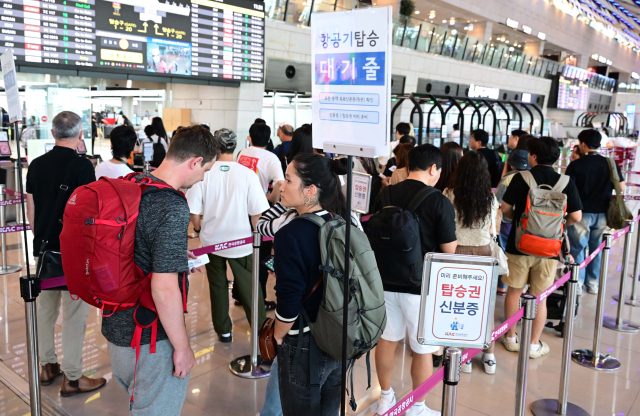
[340,155,353,416]
[14,121,42,416]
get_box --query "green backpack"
[295,213,387,410]
[606,157,633,229]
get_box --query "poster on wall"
[311,7,392,157]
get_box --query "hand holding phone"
[263,255,275,272]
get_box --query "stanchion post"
[13,159,21,224]
[229,231,269,379]
[531,263,590,416]
[515,294,536,416]
[12,121,41,416]
[624,209,640,306]
[0,184,22,275]
[441,347,461,416]
[143,161,150,174]
[572,234,620,370]
[604,221,640,332]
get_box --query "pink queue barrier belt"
[2,189,25,197]
[41,276,66,290]
[0,224,30,234]
[0,199,22,206]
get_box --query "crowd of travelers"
[26,110,623,416]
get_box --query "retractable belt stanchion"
[604,221,640,332]
[0,184,21,275]
[572,234,620,370]
[616,209,640,306]
[531,263,590,416]
[144,161,150,174]
[515,294,537,416]
[229,231,269,379]
[13,159,21,225]
[441,347,461,416]
[12,122,41,416]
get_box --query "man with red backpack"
[97,126,220,413]
[501,137,582,358]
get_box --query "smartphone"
[263,255,275,272]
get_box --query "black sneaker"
[218,334,232,343]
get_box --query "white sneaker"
[483,357,496,374]
[376,390,397,415]
[408,402,441,416]
[461,361,472,373]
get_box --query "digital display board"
[0,0,265,83]
[555,65,589,111]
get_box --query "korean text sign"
[311,7,392,157]
[351,171,372,214]
[417,253,498,349]
[1,49,22,123]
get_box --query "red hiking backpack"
[60,173,187,401]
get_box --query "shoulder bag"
[35,158,78,289]
[490,198,509,276]
[606,157,632,229]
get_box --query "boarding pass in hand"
[188,254,210,269]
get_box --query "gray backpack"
[295,213,386,411]
[515,170,569,258]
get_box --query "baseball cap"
[507,149,530,171]
[214,128,237,150]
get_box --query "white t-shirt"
[142,134,168,153]
[236,146,285,193]
[378,140,399,167]
[186,161,270,258]
[95,160,133,179]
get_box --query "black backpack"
[366,186,437,289]
[151,137,167,168]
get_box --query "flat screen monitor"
[0,0,265,84]
[143,142,154,162]
[0,142,10,157]
[77,141,87,155]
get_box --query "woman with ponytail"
[270,153,352,415]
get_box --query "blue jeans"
[260,358,283,416]
[568,213,607,289]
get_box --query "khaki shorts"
[502,253,558,295]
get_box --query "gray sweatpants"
[37,289,90,380]
[109,339,189,415]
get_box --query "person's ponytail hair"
[292,153,347,219]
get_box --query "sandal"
[265,301,277,311]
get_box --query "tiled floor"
[1,140,640,415]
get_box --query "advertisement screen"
[0,0,265,83]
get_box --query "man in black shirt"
[373,144,457,416]
[470,129,501,187]
[501,137,582,359]
[566,130,625,294]
[26,111,105,395]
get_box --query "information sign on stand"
[417,253,499,349]
[351,171,372,214]
[312,7,392,157]
[1,49,22,123]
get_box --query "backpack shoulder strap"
[296,212,327,228]
[606,157,623,195]
[552,174,570,193]
[407,186,438,213]
[39,157,80,254]
[519,170,538,190]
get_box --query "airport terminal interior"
[2,0,640,414]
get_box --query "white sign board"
[417,253,498,349]
[311,7,392,157]
[351,171,372,214]
[1,49,22,123]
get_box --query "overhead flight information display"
[0,0,265,83]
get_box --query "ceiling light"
[451,29,458,35]
[429,10,436,18]
[442,20,447,23]
[449,17,456,25]
[464,26,469,30]
[415,10,420,14]
[468,24,474,30]
[506,40,510,43]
